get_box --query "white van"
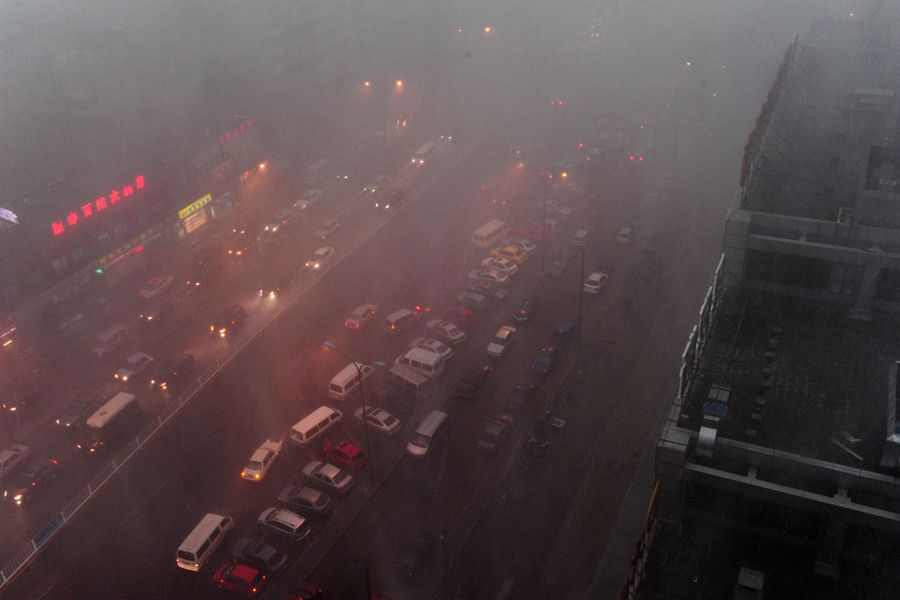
[616,227,634,245]
[91,324,126,358]
[289,406,343,447]
[176,513,234,572]
[328,363,374,401]
[406,410,448,457]
[572,229,590,248]
[472,220,510,248]
[303,159,329,185]
[384,308,418,333]
[395,347,445,378]
[411,142,437,165]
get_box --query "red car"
[442,305,478,329]
[213,562,267,597]
[322,439,366,471]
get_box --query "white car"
[294,189,324,209]
[583,271,609,294]
[302,461,354,494]
[314,219,340,239]
[361,175,391,195]
[480,256,519,276]
[139,275,174,299]
[0,444,31,480]
[426,319,467,345]
[305,247,335,270]
[344,304,378,330]
[409,337,454,361]
[486,325,516,358]
[241,438,284,481]
[114,352,154,383]
[354,406,401,437]
[467,268,510,285]
[507,238,537,254]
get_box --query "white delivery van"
[91,324,126,358]
[176,513,234,572]
[328,363,374,401]
[384,308,418,333]
[289,406,343,447]
[472,220,509,248]
[395,347,445,378]
[406,410,448,457]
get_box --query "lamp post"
[516,157,553,274]
[322,341,376,484]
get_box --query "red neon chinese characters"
[51,221,65,236]
[80,203,93,218]
[67,212,79,227]
[96,197,108,212]
[121,186,132,199]
[49,173,146,238]
[135,175,145,189]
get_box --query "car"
[361,174,391,195]
[322,439,366,471]
[583,271,609,294]
[616,226,634,244]
[511,291,540,322]
[313,219,340,239]
[426,319,467,345]
[466,279,510,301]
[213,562,268,596]
[504,383,538,413]
[301,460,354,494]
[506,238,537,254]
[344,303,378,329]
[210,305,247,338]
[480,256,519,275]
[553,320,576,344]
[258,271,289,299]
[354,406,402,437]
[466,268,510,285]
[454,365,492,400]
[376,187,405,211]
[262,209,296,235]
[150,353,196,393]
[489,245,528,264]
[56,396,97,428]
[3,458,58,506]
[0,444,31,480]
[478,415,514,454]
[241,439,283,481]
[545,201,573,220]
[138,294,180,324]
[455,291,491,312]
[287,582,325,600]
[409,337,454,361]
[486,325,516,358]
[114,352,154,383]
[395,536,435,580]
[277,484,332,516]
[225,227,254,257]
[257,507,311,543]
[229,538,289,575]
[294,189,324,210]
[305,246,335,270]
[442,305,478,329]
[138,275,174,299]
[533,344,560,375]
[2,383,37,414]
[414,290,441,315]
[545,253,572,278]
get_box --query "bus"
[472,219,509,248]
[76,392,142,454]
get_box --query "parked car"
[322,440,366,471]
[442,305,478,329]
[455,291,491,312]
[533,344,560,375]
[344,304,378,330]
[409,337,453,361]
[210,305,247,338]
[504,383,538,413]
[3,458,58,506]
[454,365,492,400]
[354,406,402,437]
[486,325,516,358]
[511,290,539,322]
[305,246,335,270]
[114,352,154,384]
[0,444,31,481]
[583,271,609,294]
[301,461,354,494]
[477,415,514,454]
[490,244,528,264]
[545,253,572,278]
[481,256,519,276]
[466,268,510,285]
[506,238,537,254]
[241,439,284,482]
[139,275,174,299]
[466,279,510,301]
[313,219,340,239]
[287,582,325,600]
[278,484,332,516]
[229,538,289,576]
[212,562,268,596]
[257,507,310,543]
[426,319,467,345]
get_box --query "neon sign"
[50,174,146,237]
[218,118,253,146]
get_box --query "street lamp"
[516,157,554,274]
[322,341,376,484]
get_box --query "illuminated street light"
[258,162,267,171]
[395,79,404,88]
[363,80,371,88]
[484,26,492,33]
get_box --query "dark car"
[533,344,559,375]
[376,187,405,211]
[258,271,289,300]
[553,320,576,344]
[224,227,255,258]
[150,353,196,393]
[454,365,493,400]
[442,305,478,329]
[477,415,514,455]
[210,305,247,338]
[511,291,539,322]
[229,537,289,575]
[277,484,332,516]
[56,396,97,428]
[287,582,325,600]
[187,250,221,287]
[395,537,435,580]
[2,383,37,414]
[3,458,59,506]
[545,254,571,278]
[504,383,538,413]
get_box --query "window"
[829,262,862,296]
[878,269,900,303]
[744,250,830,291]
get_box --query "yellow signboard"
[178,193,212,220]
